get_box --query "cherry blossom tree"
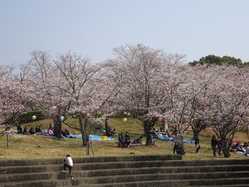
[54,52,123,145]
[21,51,123,144]
[110,44,185,145]
[2,45,249,158]
[0,65,27,127]
[20,51,72,138]
[203,66,249,157]
[163,64,249,157]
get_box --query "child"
[64,154,73,176]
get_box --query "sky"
[1,0,249,67]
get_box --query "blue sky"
[1,0,249,66]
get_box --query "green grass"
[0,118,249,160]
[22,118,80,134]
[20,117,144,135]
[108,118,144,135]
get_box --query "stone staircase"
[1,155,249,187]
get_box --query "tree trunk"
[79,113,88,146]
[6,133,9,148]
[105,118,110,136]
[53,114,62,139]
[222,139,231,158]
[144,119,153,146]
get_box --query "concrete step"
[75,160,249,171]
[0,155,181,167]
[0,165,243,183]
[188,177,249,186]
[2,159,249,175]
[71,171,249,184]
[3,164,242,183]
[0,172,53,183]
[0,180,57,187]
[0,166,48,175]
[3,175,249,187]
[1,156,249,187]
[1,156,248,168]
[74,177,249,187]
[58,165,249,179]
[197,185,249,187]
[0,178,81,187]
[2,160,249,176]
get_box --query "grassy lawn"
[0,118,248,160]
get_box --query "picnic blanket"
[155,133,194,144]
[66,134,113,141]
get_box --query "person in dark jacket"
[211,135,218,157]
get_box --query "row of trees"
[1,44,249,157]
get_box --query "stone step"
[1,156,249,187]
[75,160,249,171]
[1,156,248,168]
[0,180,57,187]
[3,175,249,187]
[2,159,249,175]
[0,166,48,175]
[197,185,249,187]
[1,164,248,184]
[0,155,180,167]
[1,164,248,183]
[0,178,80,187]
[0,172,53,183]
[74,177,249,187]
[72,171,249,184]
[58,165,249,178]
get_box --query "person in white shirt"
[64,154,73,176]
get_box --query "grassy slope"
[109,118,144,135]
[0,118,248,160]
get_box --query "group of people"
[16,125,72,138]
[118,132,131,147]
[152,128,171,136]
[105,127,116,137]
[17,126,42,135]
[211,135,231,157]
[231,141,249,156]
[118,132,143,148]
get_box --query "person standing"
[193,133,200,153]
[211,135,217,157]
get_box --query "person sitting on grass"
[63,154,74,177]
[118,132,131,148]
[29,127,35,135]
[23,127,28,134]
[35,126,42,133]
[17,126,23,134]
[131,135,143,145]
[61,129,70,137]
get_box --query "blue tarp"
[155,133,195,144]
[66,134,113,141]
